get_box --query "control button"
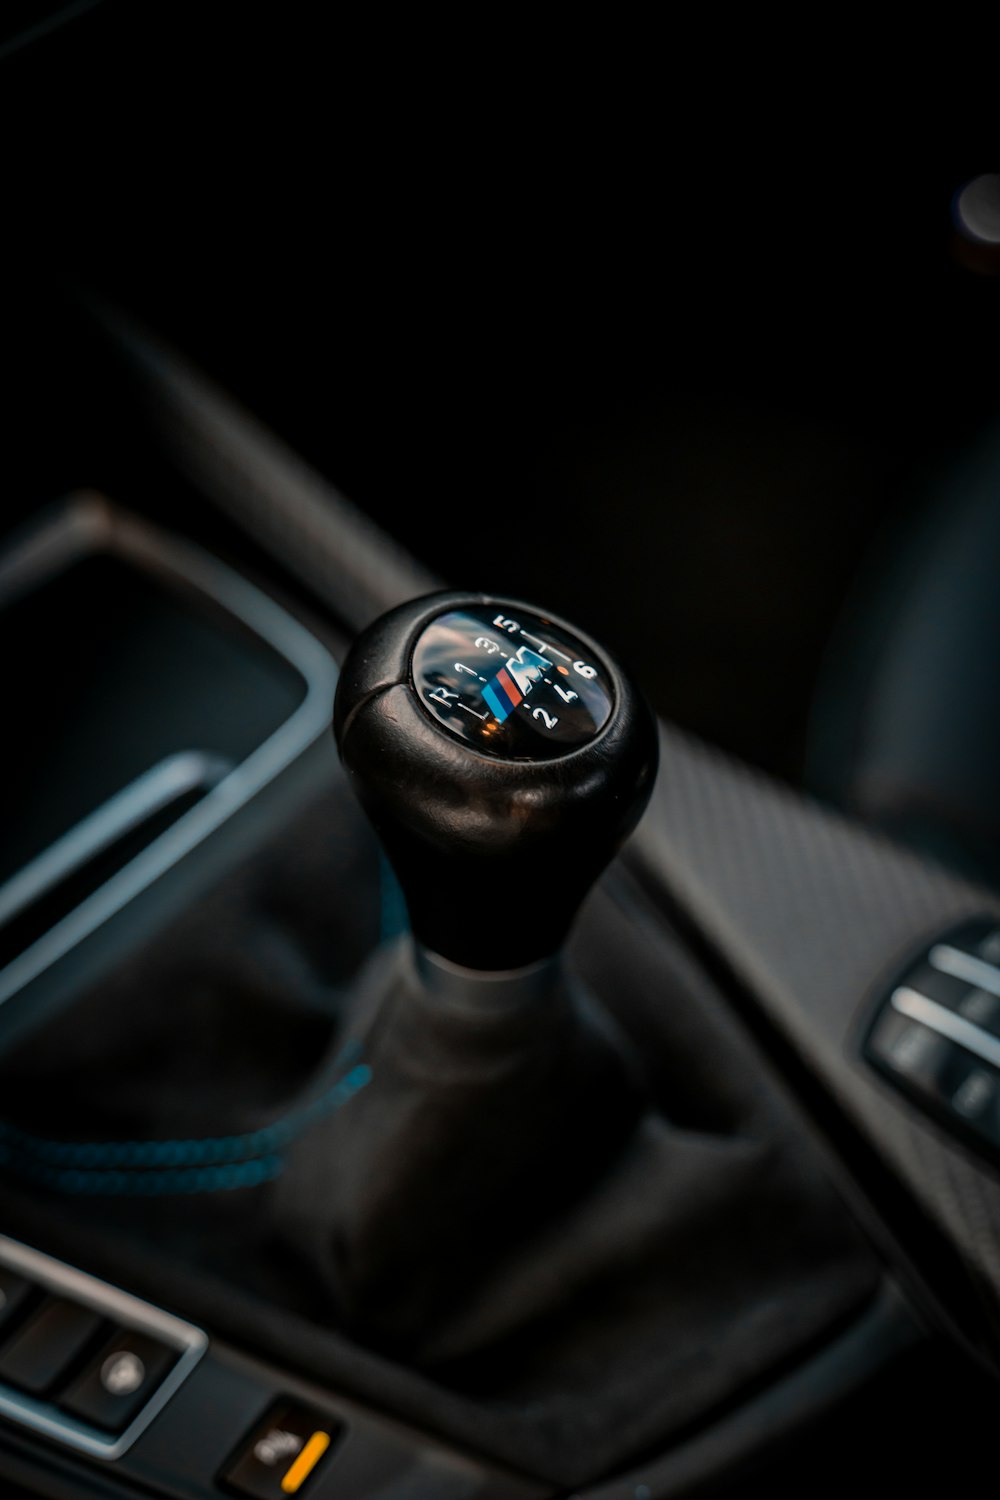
[951,1065,998,1121]
[957,986,1000,1035]
[60,1328,177,1433]
[0,1297,106,1396]
[0,1270,37,1337]
[899,948,1000,1034]
[974,927,1000,966]
[902,959,971,1011]
[870,1004,1000,1124]
[221,1402,343,1498]
[867,1005,956,1089]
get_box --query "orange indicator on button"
[280,1430,331,1493]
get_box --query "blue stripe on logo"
[482,682,510,722]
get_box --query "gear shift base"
[275,932,643,1348]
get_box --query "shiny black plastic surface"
[0,1271,35,1336]
[60,1329,177,1433]
[0,1298,105,1396]
[411,606,613,760]
[220,1401,343,1498]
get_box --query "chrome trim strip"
[929,943,1000,1000]
[0,1233,207,1460]
[0,751,231,929]
[890,986,1000,1072]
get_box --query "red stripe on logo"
[497,668,522,706]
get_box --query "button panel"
[866,918,1000,1161]
[0,1234,206,1461]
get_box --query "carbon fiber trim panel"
[632,723,1000,1354]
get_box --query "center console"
[1,296,987,1500]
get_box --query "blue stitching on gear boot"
[0,1044,371,1194]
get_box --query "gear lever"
[279,593,658,1342]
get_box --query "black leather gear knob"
[334,591,658,970]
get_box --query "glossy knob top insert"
[411,605,613,760]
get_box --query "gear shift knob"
[334,591,658,969]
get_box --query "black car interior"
[5,9,1000,1498]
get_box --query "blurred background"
[4,4,999,831]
